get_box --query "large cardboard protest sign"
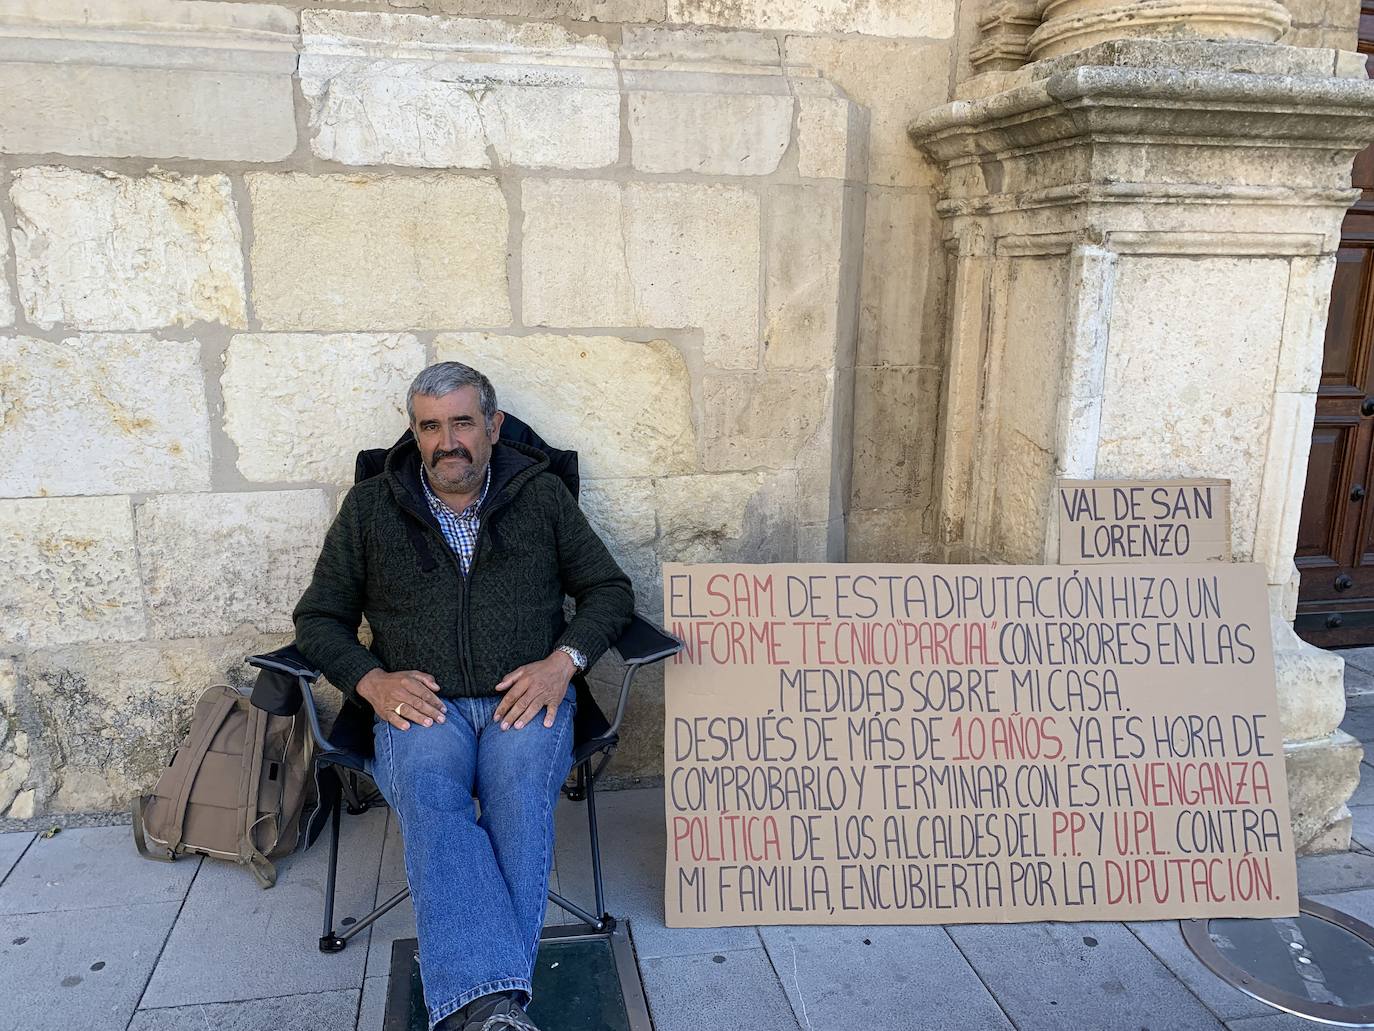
[1057,479,1232,564]
[663,563,1296,927]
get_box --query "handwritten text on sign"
[1057,479,1231,563]
[662,563,1295,927]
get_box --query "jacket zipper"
[461,489,518,691]
[393,475,526,695]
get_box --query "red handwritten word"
[1104,856,1276,905]
[1131,761,1273,807]
[798,621,995,666]
[672,620,788,665]
[949,716,1064,762]
[702,573,776,618]
[671,813,782,863]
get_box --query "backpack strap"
[163,690,237,854]
[131,796,173,862]
[243,821,278,888]
[236,703,276,887]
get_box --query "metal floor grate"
[383,924,651,1031]
[1183,897,1374,1027]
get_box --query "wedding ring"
[394,702,407,717]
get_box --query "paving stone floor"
[3,675,1372,1031]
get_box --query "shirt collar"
[421,461,490,520]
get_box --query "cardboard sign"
[663,562,1295,927]
[1057,479,1231,564]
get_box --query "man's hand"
[493,651,575,730]
[357,669,446,731]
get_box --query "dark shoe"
[472,997,540,1031]
[434,993,506,1031]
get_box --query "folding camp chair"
[246,415,680,952]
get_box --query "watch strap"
[557,644,587,672]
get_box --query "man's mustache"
[431,445,472,465]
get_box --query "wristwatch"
[556,644,588,672]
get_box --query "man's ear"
[489,410,504,442]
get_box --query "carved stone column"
[910,35,1374,852]
[1028,0,1293,60]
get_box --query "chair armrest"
[601,615,682,739]
[246,643,321,682]
[247,643,330,752]
[611,614,682,667]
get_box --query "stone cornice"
[299,11,809,96]
[300,8,614,67]
[933,181,1361,217]
[912,63,1374,171]
[0,0,298,74]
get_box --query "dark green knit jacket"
[293,437,634,703]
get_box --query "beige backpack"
[132,683,316,888]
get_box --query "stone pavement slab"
[1342,651,1374,708]
[1297,848,1374,895]
[1126,919,1275,1021]
[379,806,406,887]
[139,806,387,1008]
[1341,646,1374,676]
[948,919,1226,1031]
[1351,764,1374,807]
[0,831,34,884]
[758,923,1014,1031]
[1340,704,1374,744]
[639,948,799,1031]
[1342,647,1374,708]
[0,825,199,915]
[555,786,761,960]
[127,988,361,1030]
[1,901,180,1031]
[553,785,657,916]
[1311,886,1374,925]
[7,783,1373,1031]
[623,903,765,961]
[1353,806,1374,849]
[1226,1016,1346,1031]
[363,883,417,981]
[364,809,414,981]
[359,975,389,1031]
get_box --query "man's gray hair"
[406,362,499,429]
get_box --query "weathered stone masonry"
[0,0,934,817]
[0,0,1368,853]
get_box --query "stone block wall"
[0,0,960,816]
[1282,0,1362,50]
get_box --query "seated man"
[293,362,634,1031]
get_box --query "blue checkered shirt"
[420,464,490,576]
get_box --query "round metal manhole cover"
[1182,898,1374,1026]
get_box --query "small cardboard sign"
[663,562,1295,927]
[1056,479,1231,564]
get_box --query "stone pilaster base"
[1286,731,1364,854]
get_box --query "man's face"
[411,387,503,495]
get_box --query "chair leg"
[341,771,368,815]
[319,788,347,953]
[339,885,411,944]
[564,761,587,802]
[586,770,607,921]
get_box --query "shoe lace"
[479,1010,539,1031]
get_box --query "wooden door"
[1294,6,1374,646]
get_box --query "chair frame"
[248,619,680,953]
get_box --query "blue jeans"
[368,684,576,1030]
